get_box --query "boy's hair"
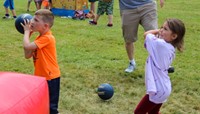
[35,9,54,28]
[166,18,185,52]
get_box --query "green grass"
[0,0,200,114]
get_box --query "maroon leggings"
[134,94,162,114]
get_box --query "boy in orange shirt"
[21,9,60,114]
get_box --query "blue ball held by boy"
[97,83,114,100]
[15,13,33,34]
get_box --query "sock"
[130,59,136,65]
[5,14,9,17]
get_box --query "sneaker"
[107,23,113,27]
[89,20,97,25]
[13,16,17,19]
[168,66,174,73]
[2,16,10,19]
[125,62,136,73]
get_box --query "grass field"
[0,0,200,114]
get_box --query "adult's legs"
[121,9,139,72]
[125,42,134,61]
[140,2,158,31]
[27,0,32,11]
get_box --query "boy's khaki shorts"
[120,2,157,43]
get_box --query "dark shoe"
[168,66,174,73]
[13,16,17,19]
[2,14,10,19]
[107,23,113,27]
[89,20,97,25]
[2,16,10,19]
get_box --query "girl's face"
[159,22,177,42]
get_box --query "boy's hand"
[21,19,32,33]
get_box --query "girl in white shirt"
[134,18,186,114]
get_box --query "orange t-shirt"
[33,31,60,80]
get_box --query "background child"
[2,0,17,19]
[42,0,50,9]
[48,0,52,10]
[27,0,42,12]
[21,9,60,114]
[89,0,114,27]
[89,0,97,14]
[134,18,185,114]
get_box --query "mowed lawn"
[0,0,200,114]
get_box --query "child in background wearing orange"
[42,0,50,9]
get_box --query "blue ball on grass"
[97,83,114,100]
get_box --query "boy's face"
[30,15,46,32]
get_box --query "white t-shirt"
[144,33,175,104]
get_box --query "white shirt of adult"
[144,33,175,104]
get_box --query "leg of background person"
[35,2,39,10]
[89,14,99,25]
[90,2,95,13]
[126,42,134,62]
[95,14,100,22]
[33,1,38,10]
[4,7,9,15]
[35,0,42,10]
[48,0,52,9]
[3,2,10,19]
[108,14,113,24]
[121,8,139,72]
[27,0,32,11]
[38,0,42,9]
[11,9,17,18]
[3,0,9,15]
[140,2,158,31]
[9,0,17,18]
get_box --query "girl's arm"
[144,29,160,39]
